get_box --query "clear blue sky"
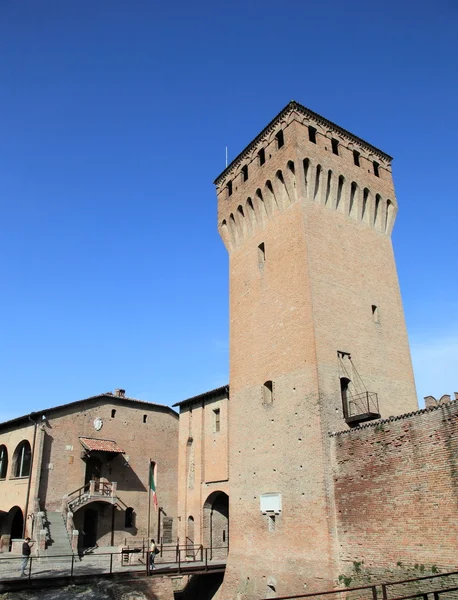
[1,0,457,421]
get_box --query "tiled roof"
[173,385,229,409]
[80,437,125,453]
[0,392,178,432]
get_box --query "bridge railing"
[0,546,228,584]
[265,570,458,600]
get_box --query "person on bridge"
[20,538,33,576]
[150,538,158,570]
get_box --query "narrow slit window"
[268,515,276,531]
[308,126,317,144]
[372,305,380,323]
[242,165,248,181]
[258,242,265,263]
[263,381,274,404]
[373,161,380,177]
[143,414,147,423]
[111,409,116,418]
[276,130,284,149]
[258,148,266,165]
[213,408,221,433]
[353,150,360,166]
[227,181,233,196]
[331,138,339,155]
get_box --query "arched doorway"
[9,506,24,541]
[203,491,229,560]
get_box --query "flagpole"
[147,459,151,542]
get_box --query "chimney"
[114,389,126,398]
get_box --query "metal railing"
[0,545,228,587]
[346,391,379,421]
[266,570,458,600]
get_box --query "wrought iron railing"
[346,391,379,422]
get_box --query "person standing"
[149,538,157,571]
[20,537,33,576]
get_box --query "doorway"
[83,509,98,548]
[10,507,24,540]
[85,456,102,491]
[203,491,229,560]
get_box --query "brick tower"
[214,101,418,598]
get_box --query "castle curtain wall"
[331,402,458,573]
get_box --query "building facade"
[214,101,419,598]
[0,390,178,554]
[175,386,229,560]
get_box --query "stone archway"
[203,491,229,560]
[9,506,24,542]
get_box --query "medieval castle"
[0,101,457,600]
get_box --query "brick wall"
[331,401,458,574]
[0,396,179,548]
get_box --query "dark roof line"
[173,385,229,409]
[0,393,178,431]
[328,398,458,437]
[214,100,393,185]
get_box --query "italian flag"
[149,462,158,511]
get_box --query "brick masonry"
[215,102,419,599]
[331,400,458,573]
[0,393,178,550]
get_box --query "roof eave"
[213,100,393,185]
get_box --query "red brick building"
[0,389,178,554]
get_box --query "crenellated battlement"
[214,101,392,191]
[216,102,397,251]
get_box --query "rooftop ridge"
[329,397,458,437]
[214,100,393,185]
[0,393,178,430]
[173,384,229,408]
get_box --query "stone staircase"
[42,511,73,561]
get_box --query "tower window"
[143,414,147,423]
[242,165,248,181]
[308,126,317,144]
[373,161,380,177]
[258,148,266,166]
[331,138,339,155]
[340,377,351,420]
[258,242,265,263]
[213,408,221,433]
[263,381,274,404]
[372,305,380,323]
[227,181,233,196]
[268,515,276,531]
[353,150,360,166]
[275,130,284,149]
[111,409,116,418]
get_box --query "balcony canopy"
[79,437,125,454]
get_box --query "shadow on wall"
[38,431,54,508]
[175,572,225,600]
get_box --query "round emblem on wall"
[93,417,103,431]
